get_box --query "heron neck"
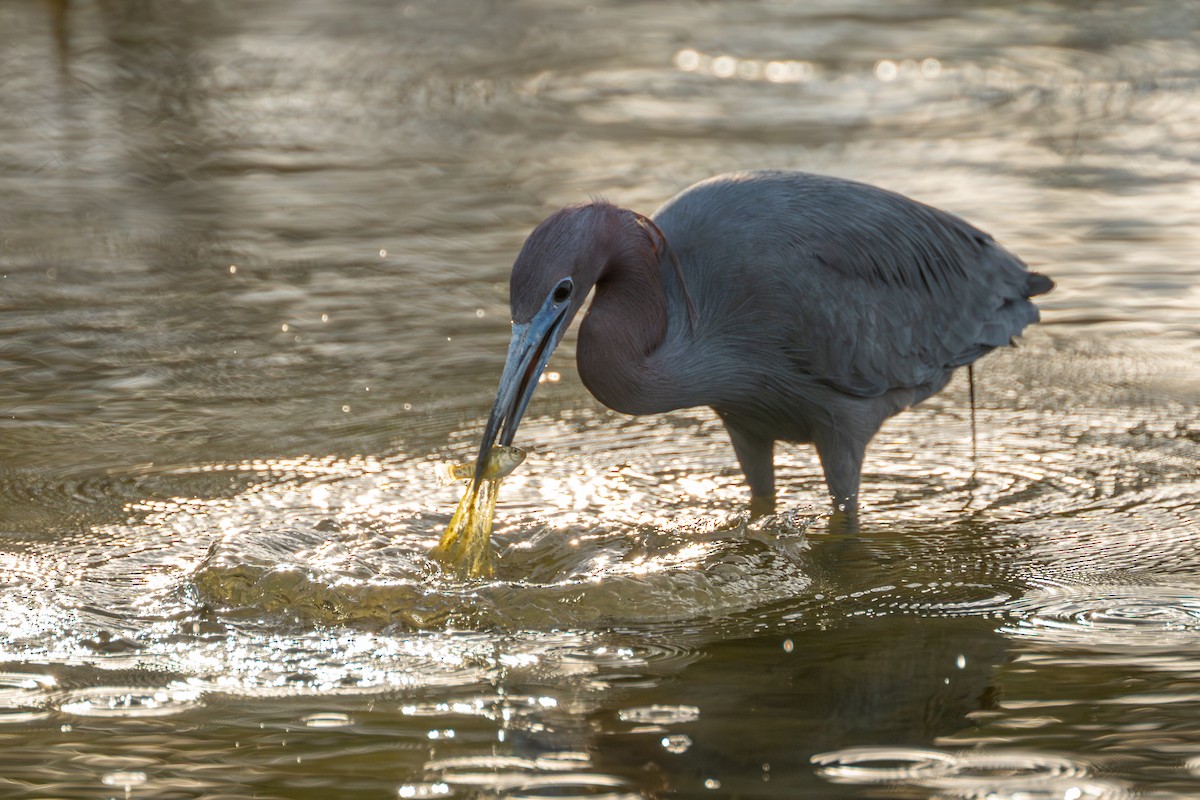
[577,228,676,415]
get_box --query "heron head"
[471,204,623,485]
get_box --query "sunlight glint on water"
[0,0,1198,797]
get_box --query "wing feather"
[653,170,1052,399]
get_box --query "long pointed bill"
[472,292,571,487]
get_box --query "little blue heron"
[472,170,1053,517]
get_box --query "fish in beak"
[471,278,574,486]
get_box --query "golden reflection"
[58,686,202,718]
[397,784,451,798]
[673,48,815,83]
[811,746,1119,798]
[303,712,353,727]
[674,47,943,86]
[100,772,148,790]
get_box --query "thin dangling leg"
[960,364,983,507]
[720,417,776,518]
[967,364,978,463]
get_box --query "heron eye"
[552,279,573,304]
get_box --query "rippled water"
[1,0,1199,797]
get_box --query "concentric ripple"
[423,753,642,799]
[56,685,203,718]
[0,671,55,724]
[812,746,1132,799]
[1003,583,1200,650]
[862,401,1200,526]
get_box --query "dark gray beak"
[472,283,573,487]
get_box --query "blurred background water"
[0,0,1198,797]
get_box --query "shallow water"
[1,0,1199,797]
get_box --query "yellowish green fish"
[434,445,525,483]
[430,445,526,579]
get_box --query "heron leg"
[813,432,865,516]
[720,420,775,518]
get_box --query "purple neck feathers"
[577,206,673,415]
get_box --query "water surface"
[1,0,1198,797]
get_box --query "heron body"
[473,170,1053,516]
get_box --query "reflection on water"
[1,0,1199,797]
[813,746,1132,799]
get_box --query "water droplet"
[618,704,700,724]
[398,783,451,798]
[782,638,794,653]
[101,771,147,788]
[875,59,898,81]
[228,264,238,274]
[704,778,721,789]
[673,48,701,72]
[662,734,692,754]
[303,712,353,728]
[711,55,737,78]
[736,58,762,80]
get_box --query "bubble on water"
[397,783,451,798]
[710,55,737,78]
[303,712,353,728]
[661,734,692,754]
[617,704,699,725]
[673,48,701,71]
[101,771,147,788]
